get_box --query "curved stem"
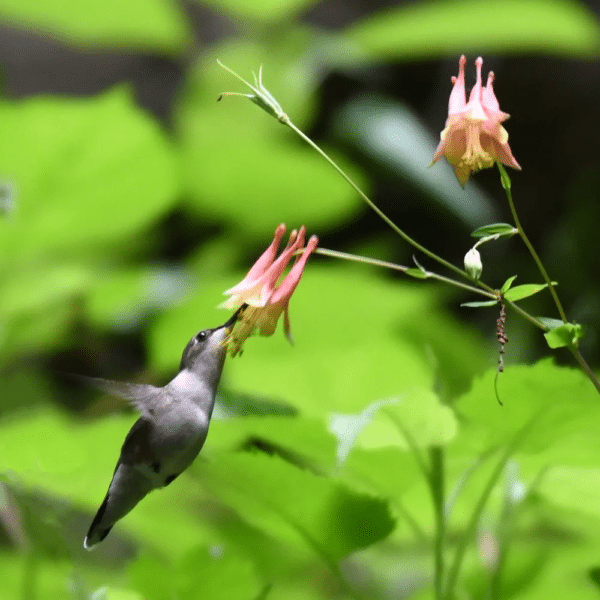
[498,164,567,323]
[498,164,600,394]
[286,120,476,284]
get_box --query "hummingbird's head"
[179,306,246,373]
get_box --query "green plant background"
[1,0,600,599]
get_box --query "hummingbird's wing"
[71,374,165,419]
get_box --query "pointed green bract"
[461,300,497,308]
[500,275,518,294]
[470,223,517,238]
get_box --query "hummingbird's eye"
[195,330,209,342]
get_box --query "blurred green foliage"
[1,0,600,599]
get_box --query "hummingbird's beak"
[220,303,247,330]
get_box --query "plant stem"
[498,163,600,394]
[443,416,536,599]
[429,447,445,600]
[314,247,496,299]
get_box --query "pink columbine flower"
[222,224,318,356]
[431,55,521,187]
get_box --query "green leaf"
[544,322,584,349]
[0,87,179,260]
[460,300,497,308]
[332,389,457,456]
[0,0,191,53]
[454,359,600,458]
[470,223,516,238]
[194,0,321,22]
[343,0,600,58]
[194,451,395,561]
[504,282,557,301]
[500,275,517,294]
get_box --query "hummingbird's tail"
[84,494,112,550]
[84,462,154,550]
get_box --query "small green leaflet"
[500,275,518,294]
[405,268,429,279]
[460,300,497,308]
[470,223,516,238]
[504,282,558,302]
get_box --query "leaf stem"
[314,247,495,298]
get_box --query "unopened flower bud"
[464,248,483,279]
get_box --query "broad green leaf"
[0,263,91,318]
[194,451,395,561]
[544,322,584,349]
[460,300,497,308]
[504,282,557,302]
[0,87,179,260]
[454,360,600,459]
[343,0,600,58]
[0,0,191,53]
[208,415,338,471]
[500,275,518,294]
[177,38,364,238]
[331,389,457,455]
[195,0,320,22]
[470,223,516,238]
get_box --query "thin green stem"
[286,120,476,284]
[498,163,567,323]
[569,348,600,394]
[429,447,445,600]
[314,247,496,299]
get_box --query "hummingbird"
[81,308,243,550]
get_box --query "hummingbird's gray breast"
[140,400,209,486]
